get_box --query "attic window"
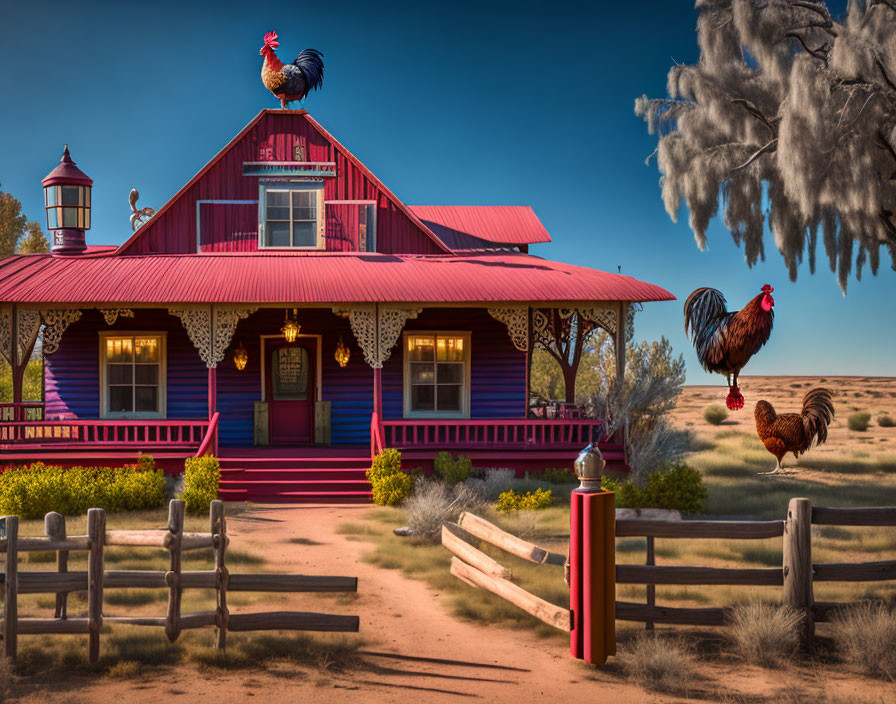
[259,183,324,249]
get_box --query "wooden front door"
[266,340,315,445]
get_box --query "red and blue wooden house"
[0,110,673,502]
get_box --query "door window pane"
[273,346,309,400]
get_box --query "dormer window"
[259,183,324,249]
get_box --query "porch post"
[208,367,217,420]
[615,301,628,455]
[524,306,533,418]
[10,305,22,408]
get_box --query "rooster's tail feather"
[293,49,324,92]
[801,387,835,447]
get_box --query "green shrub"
[703,404,728,425]
[367,450,416,506]
[494,488,553,512]
[847,411,872,431]
[541,467,577,484]
[877,414,894,428]
[181,455,220,515]
[0,461,165,519]
[366,448,403,481]
[371,470,415,506]
[433,452,471,484]
[601,462,707,514]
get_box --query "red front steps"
[218,451,373,504]
[217,441,627,504]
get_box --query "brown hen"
[754,388,835,471]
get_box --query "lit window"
[261,185,323,248]
[404,333,470,417]
[101,334,165,418]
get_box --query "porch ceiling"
[0,251,674,306]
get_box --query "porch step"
[219,487,372,504]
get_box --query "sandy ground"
[673,375,896,458]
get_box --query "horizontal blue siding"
[43,307,524,444]
[382,308,526,421]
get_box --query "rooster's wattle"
[260,31,324,109]
[684,284,775,410]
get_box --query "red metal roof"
[409,206,551,247]
[0,252,674,305]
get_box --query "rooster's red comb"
[263,31,279,48]
[761,284,774,293]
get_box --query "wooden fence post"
[166,499,185,643]
[3,515,19,659]
[783,497,814,648]
[210,500,229,650]
[45,512,67,619]
[645,536,655,631]
[87,508,105,664]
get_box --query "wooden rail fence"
[445,499,896,647]
[0,499,358,662]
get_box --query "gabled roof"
[0,251,675,305]
[116,110,451,255]
[409,206,551,249]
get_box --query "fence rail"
[445,498,896,648]
[0,403,44,422]
[0,500,358,662]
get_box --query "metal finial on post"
[574,443,606,491]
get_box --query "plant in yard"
[371,470,415,507]
[403,478,486,540]
[877,414,894,428]
[602,462,707,514]
[540,467,577,484]
[727,602,801,668]
[494,487,553,512]
[618,634,696,694]
[847,411,871,432]
[480,468,516,501]
[0,462,165,518]
[181,455,221,515]
[366,448,403,481]
[704,405,729,426]
[584,330,691,482]
[637,1,896,292]
[830,604,896,679]
[433,452,472,484]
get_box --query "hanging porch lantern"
[233,341,249,370]
[281,308,300,342]
[334,336,351,367]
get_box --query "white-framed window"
[99,333,167,419]
[258,182,324,249]
[403,332,471,418]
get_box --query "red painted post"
[569,444,615,665]
[208,367,217,420]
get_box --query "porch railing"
[0,419,211,450]
[0,403,45,422]
[382,419,606,451]
[370,412,385,458]
[194,413,220,458]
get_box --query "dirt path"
[13,504,894,703]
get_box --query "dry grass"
[402,478,486,540]
[0,656,14,703]
[726,602,801,668]
[617,633,696,694]
[829,604,896,679]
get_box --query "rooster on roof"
[260,31,324,109]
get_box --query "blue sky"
[1,0,892,384]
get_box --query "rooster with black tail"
[260,31,324,109]
[684,284,775,410]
